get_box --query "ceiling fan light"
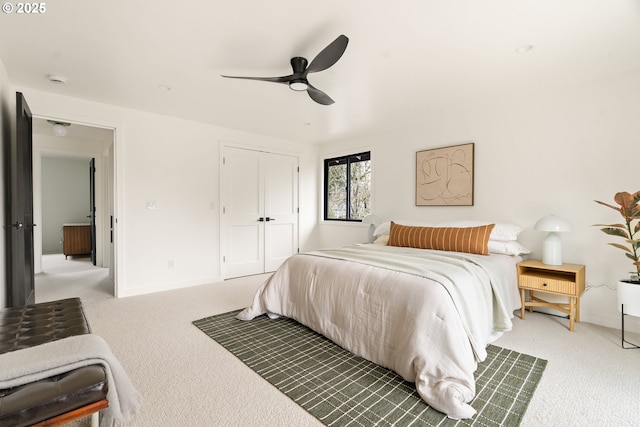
[289,80,308,91]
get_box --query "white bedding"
[237,244,521,419]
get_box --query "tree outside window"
[324,151,371,221]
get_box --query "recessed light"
[48,74,68,84]
[515,45,534,55]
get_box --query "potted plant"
[594,191,640,317]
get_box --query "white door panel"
[265,223,295,272]
[222,147,298,278]
[228,152,261,215]
[264,153,298,272]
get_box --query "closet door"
[264,153,298,272]
[222,146,298,279]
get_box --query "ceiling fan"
[221,35,349,105]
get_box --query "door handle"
[258,217,264,222]
[7,222,24,229]
[265,217,275,221]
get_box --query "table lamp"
[534,215,571,265]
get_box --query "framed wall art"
[416,142,474,206]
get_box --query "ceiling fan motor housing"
[289,57,309,91]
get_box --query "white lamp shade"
[534,215,571,232]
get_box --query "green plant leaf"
[601,227,629,238]
[593,223,628,229]
[610,243,633,253]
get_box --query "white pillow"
[373,234,389,245]
[487,240,531,256]
[437,220,524,242]
[373,221,391,237]
[374,220,436,236]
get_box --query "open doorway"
[32,117,116,296]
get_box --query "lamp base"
[541,232,563,265]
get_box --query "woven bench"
[0,298,109,426]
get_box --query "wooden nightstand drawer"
[518,273,576,295]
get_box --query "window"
[324,151,371,221]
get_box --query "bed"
[237,221,527,419]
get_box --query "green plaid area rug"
[193,310,546,426]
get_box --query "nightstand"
[517,259,586,331]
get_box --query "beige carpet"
[35,254,640,427]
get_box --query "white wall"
[41,157,91,254]
[318,69,640,332]
[14,87,319,298]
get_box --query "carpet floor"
[194,310,547,426]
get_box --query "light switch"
[146,200,157,210]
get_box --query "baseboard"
[117,276,224,298]
[581,310,640,334]
[526,306,640,334]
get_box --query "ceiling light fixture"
[515,45,534,55]
[289,79,308,91]
[47,120,71,137]
[48,74,68,85]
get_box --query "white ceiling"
[1,0,639,144]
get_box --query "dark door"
[4,92,35,306]
[89,158,96,266]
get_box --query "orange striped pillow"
[387,221,495,255]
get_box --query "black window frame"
[323,151,371,222]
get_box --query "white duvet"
[237,244,521,419]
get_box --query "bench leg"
[91,412,99,427]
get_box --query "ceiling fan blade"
[221,74,292,84]
[306,35,349,74]
[307,84,334,105]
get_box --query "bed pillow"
[374,220,438,237]
[373,234,390,245]
[387,221,495,255]
[487,240,531,256]
[437,220,523,241]
[373,222,391,237]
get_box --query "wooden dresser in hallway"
[62,223,91,259]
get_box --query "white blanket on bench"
[0,334,142,427]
